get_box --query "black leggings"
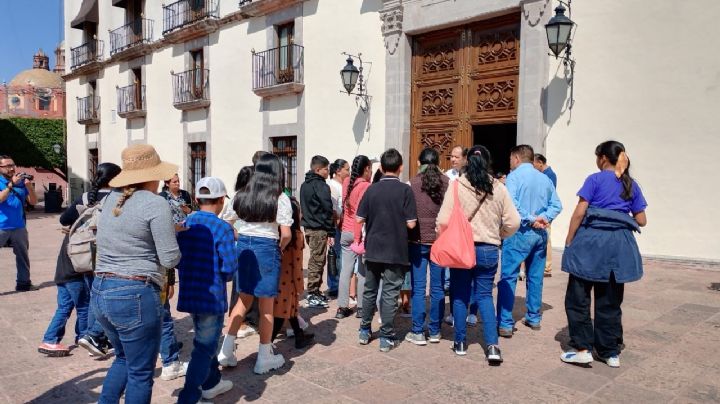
[271,317,301,342]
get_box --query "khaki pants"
[305,229,328,295]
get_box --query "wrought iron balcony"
[70,40,104,71]
[252,44,304,97]
[77,95,101,124]
[163,0,219,41]
[116,84,146,118]
[109,18,154,60]
[239,0,307,17]
[172,68,210,110]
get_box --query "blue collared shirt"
[0,177,27,230]
[176,211,238,314]
[506,163,562,227]
[543,166,558,188]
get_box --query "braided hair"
[418,148,445,205]
[345,155,371,209]
[88,163,121,206]
[113,186,137,216]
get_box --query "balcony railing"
[163,0,219,35]
[77,95,100,124]
[252,44,304,96]
[110,18,154,56]
[172,68,210,109]
[117,84,146,118]
[70,40,104,70]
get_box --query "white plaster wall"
[546,0,720,261]
[302,0,387,165]
[64,0,88,195]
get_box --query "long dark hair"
[418,148,445,204]
[233,153,285,222]
[596,140,634,200]
[465,145,494,197]
[234,165,254,192]
[287,196,302,249]
[345,155,371,208]
[88,162,122,206]
[329,159,348,179]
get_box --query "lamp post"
[339,52,371,112]
[545,1,576,109]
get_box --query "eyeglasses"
[0,164,16,168]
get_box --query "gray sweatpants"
[338,231,366,309]
[0,227,31,285]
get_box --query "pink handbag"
[430,181,476,269]
[350,240,366,255]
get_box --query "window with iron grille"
[189,142,206,196]
[271,136,297,195]
[88,148,99,184]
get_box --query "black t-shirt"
[356,175,417,265]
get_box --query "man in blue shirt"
[0,155,38,292]
[176,177,237,403]
[534,153,558,276]
[497,146,562,336]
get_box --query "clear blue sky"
[0,0,64,83]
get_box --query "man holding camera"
[0,155,37,292]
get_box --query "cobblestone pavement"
[1,213,719,403]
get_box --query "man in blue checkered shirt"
[176,177,238,403]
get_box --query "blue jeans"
[91,276,162,404]
[450,244,499,345]
[159,300,180,366]
[327,229,342,292]
[408,243,444,335]
[497,228,548,329]
[42,278,89,344]
[84,274,105,338]
[178,314,224,404]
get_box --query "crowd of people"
[0,138,647,403]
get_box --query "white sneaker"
[160,361,188,381]
[467,314,478,327]
[201,379,233,399]
[286,328,295,337]
[444,315,454,326]
[560,350,593,364]
[238,325,257,339]
[599,355,620,368]
[254,348,285,374]
[218,335,237,367]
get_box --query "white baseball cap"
[195,177,227,199]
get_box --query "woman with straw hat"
[91,144,181,404]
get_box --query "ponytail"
[113,187,137,216]
[87,180,101,207]
[595,141,634,201]
[418,148,445,204]
[465,145,494,196]
[345,155,370,208]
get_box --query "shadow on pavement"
[27,368,105,403]
[0,281,55,297]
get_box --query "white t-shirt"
[235,192,294,240]
[326,178,343,216]
[446,168,461,182]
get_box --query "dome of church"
[9,68,63,89]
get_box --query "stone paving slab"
[0,213,719,403]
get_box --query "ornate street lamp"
[339,52,371,112]
[545,3,574,58]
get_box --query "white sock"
[258,343,273,356]
[220,334,236,354]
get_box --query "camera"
[18,173,34,181]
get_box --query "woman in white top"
[218,154,293,375]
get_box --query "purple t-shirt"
[577,170,647,214]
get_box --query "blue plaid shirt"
[177,211,238,314]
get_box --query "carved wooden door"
[410,14,520,176]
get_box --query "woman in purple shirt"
[560,141,647,368]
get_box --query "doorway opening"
[472,123,517,176]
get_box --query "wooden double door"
[410,13,520,175]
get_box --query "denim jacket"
[561,207,643,283]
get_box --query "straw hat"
[109,144,178,188]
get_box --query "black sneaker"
[319,293,329,302]
[355,308,363,318]
[307,294,329,308]
[486,345,503,364]
[336,307,353,319]
[453,341,467,356]
[327,290,338,299]
[15,283,38,292]
[78,335,107,357]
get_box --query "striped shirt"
[177,211,238,314]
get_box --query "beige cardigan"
[436,176,520,246]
